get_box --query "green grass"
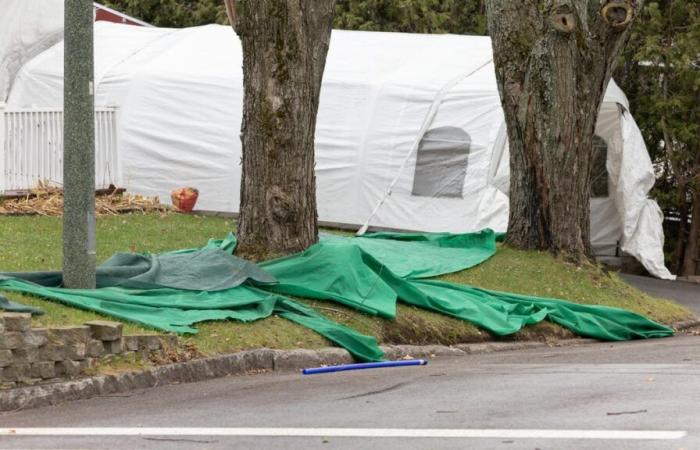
[442,245,689,324]
[0,213,691,358]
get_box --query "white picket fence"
[0,103,119,193]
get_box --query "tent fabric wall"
[1,17,674,280]
[0,0,64,102]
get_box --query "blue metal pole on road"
[302,359,428,375]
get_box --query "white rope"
[356,59,493,236]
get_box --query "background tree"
[484,0,643,261]
[103,0,229,27]
[616,0,700,276]
[104,0,486,34]
[334,0,486,34]
[225,0,335,258]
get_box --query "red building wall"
[94,4,149,27]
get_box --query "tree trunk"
[682,189,700,276]
[672,183,689,273]
[485,0,642,261]
[660,74,690,275]
[227,0,335,258]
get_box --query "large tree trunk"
[226,0,335,258]
[485,0,642,261]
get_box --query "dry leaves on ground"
[0,181,169,217]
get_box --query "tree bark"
[672,183,689,273]
[227,0,335,258]
[660,70,690,274]
[485,0,642,261]
[682,189,700,276]
[681,148,700,276]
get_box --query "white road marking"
[0,428,687,440]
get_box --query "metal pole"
[302,359,428,375]
[63,0,96,288]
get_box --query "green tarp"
[0,229,673,362]
[0,295,44,315]
[0,236,383,362]
[262,231,673,340]
[0,277,383,362]
[2,239,274,291]
[260,230,497,318]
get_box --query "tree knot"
[550,5,576,33]
[266,185,297,223]
[601,1,634,29]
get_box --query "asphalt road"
[621,273,700,315]
[0,272,695,449]
[1,335,699,450]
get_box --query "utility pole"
[63,0,96,288]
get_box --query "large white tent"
[0,1,673,279]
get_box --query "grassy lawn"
[0,213,691,357]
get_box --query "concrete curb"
[0,338,597,412]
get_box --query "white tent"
[0,0,64,101]
[1,8,673,279]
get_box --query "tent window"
[412,127,470,198]
[591,134,609,198]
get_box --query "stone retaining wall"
[0,313,175,388]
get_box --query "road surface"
[621,273,700,315]
[1,334,698,449]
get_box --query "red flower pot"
[171,187,199,213]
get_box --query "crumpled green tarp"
[0,295,44,315]
[2,240,274,291]
[260,231,673,341]
[0,229,673,362]
[0,278,382,362]
[0,234,384,362]
[342,229,497,278]
[260,229,498,318]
